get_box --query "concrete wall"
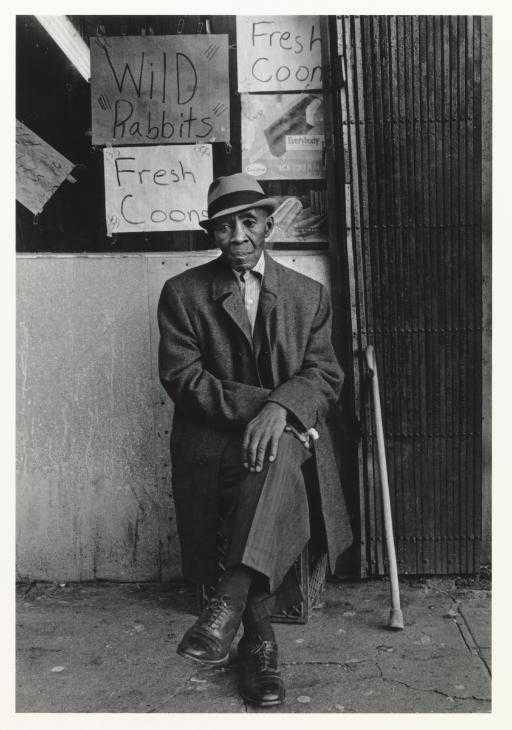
[16,251,331,582]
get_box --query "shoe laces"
[204,596,230,630]
[250,640,276,671]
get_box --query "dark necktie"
[253,301,274,390]
[239,269,273,389]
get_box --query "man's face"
[210,207,273,271]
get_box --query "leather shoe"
[237,636,285,707]
[177,595,244,666]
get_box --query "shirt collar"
[232,252,265,280]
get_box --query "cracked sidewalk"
[16,575,491,713]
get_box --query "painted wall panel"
[17,256,168,580]
[17,252,330,581]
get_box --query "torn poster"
[242,93,325,180]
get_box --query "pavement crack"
[478,654,492,677]
[146,669,195,712]
[22,581,38,598]
[375,662,490,704]
[453,617,475,654]
[456,605,492,678]
[282,660,363,668]
[429,585,492,679]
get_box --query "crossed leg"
[177,432,313,706]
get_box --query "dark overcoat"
[157,252,353,585]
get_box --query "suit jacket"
[157,252,353,584]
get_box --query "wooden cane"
[365,346,404,630]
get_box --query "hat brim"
[199,197,281,230]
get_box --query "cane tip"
[388,608,404,630]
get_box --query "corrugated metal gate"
[333,16,489,576]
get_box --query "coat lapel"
[222,292,253,348]
[259,252,279,329]
[252,252,279,368]
[210,256,253,348]
[209,252,280,351]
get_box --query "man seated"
[157,172,353,707]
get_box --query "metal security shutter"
[334,16,489,576]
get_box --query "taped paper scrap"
[16,120,75,215]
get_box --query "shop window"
[16,15,330,254]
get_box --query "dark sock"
[241,572,277,642]
[215,565,254,605]
[243,615,275,643]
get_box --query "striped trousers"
[217,431,315,620]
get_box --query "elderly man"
[158,173,352,707]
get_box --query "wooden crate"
[197,545,328,625]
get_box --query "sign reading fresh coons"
[103,145,212,234]
[91,35,229,145]
[236,16,323,92]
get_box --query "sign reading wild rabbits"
[91,35,230,145]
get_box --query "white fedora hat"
[200,173,280,230]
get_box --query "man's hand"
[242,402,287,472]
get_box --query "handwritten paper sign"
[236,16,323,92]
[16,120,74,215]
[103,144,212,234]
[242,93,325,180]
[91,35,229,145]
